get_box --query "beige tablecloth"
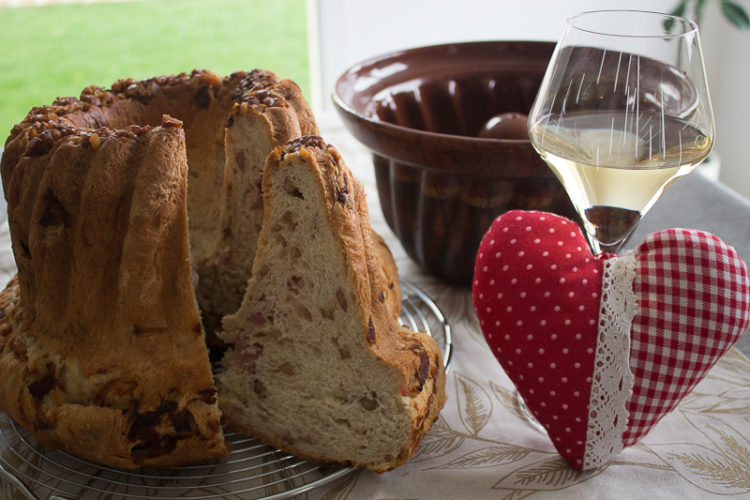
[0,114,748,499]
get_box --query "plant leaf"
[721,0,750,30]
[664,16,676,33]
[665,0,688,32]
[672,0,688,16]
[696,0,709,25]
[429,445,530,470]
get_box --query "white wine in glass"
[528,10,715,254]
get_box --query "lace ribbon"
[583,255,637,469]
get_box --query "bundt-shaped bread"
[0,69,318,468]
[0,116,227,468]
[0,71,444,472]
[217,136,447,473]
[2,69,319,335]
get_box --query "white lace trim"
[583,255,637,469]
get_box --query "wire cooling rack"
[0,278,452,500]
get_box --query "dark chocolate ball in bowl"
[478,113,529,140]
[333,41,578,286]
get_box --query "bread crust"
[194,71,320,333]
[1,69,319,335]
[0,70,444,472]
[293,139,446,470]
[0,114,227,468]
[371,230,402,320]
[218,136,446,473]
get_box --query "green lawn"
[0,0,309,139]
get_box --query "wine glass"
[528,9,714,255]
[515,9,714,431]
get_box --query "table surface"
[1,115,750,499]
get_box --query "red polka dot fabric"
[473,210,750,470]
[472,211,606,468]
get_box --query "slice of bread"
[217,136,447,473]
[193,72,319,334]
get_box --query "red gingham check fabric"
[623,228,750,445]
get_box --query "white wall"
[310,0,750,199]
[698,4,750,198]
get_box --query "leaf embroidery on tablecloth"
[428,445,530,470]
[647,407,750,494]
[406,359,750,498]
[672,443,750,489]
[489,380,528,423]
[493,455,606,490]
[456,373,492,436]
[410,415,465,462]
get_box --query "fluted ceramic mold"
[333,41,575,286]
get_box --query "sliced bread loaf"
[217,136,446,472]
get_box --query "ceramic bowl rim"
[331,40,557,148]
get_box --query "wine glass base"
[515,390,545,433]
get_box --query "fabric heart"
[472,210,750,470]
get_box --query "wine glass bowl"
[528,10,715,254]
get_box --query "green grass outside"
[0,0,309,140]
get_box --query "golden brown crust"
[0,70,440,472]
[0,69,318,468]
[291,136,445,411]
[2,67,318,335]
[371,230,401,320]
[3,69,314,216]
[0,118,227,468]
[194,71,320,334]
[224,136,446,472]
